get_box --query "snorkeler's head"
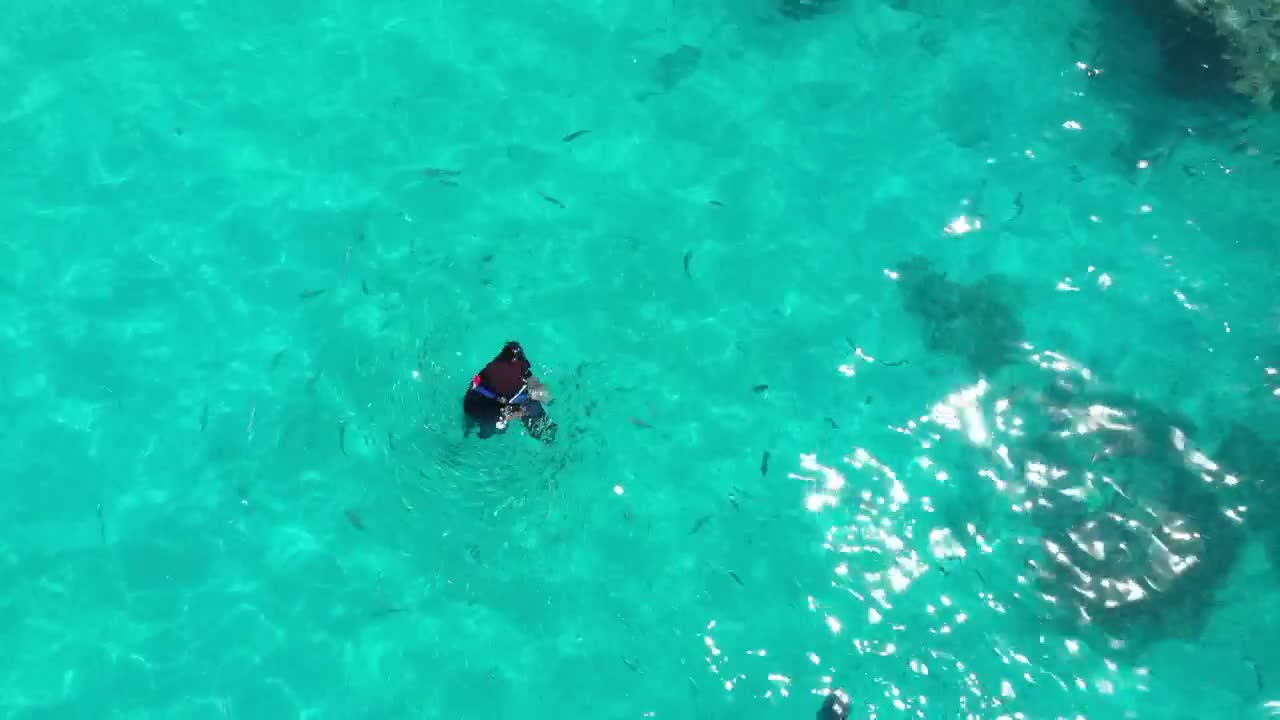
[817,689,850,720]
[497,341,524,362]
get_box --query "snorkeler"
[816,688,850,720]
[462,340,557,442]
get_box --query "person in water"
[816,688,850,720]
[463,340,557,442]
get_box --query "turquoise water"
[3,1,1280,718]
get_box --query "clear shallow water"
[2,1,1279,718]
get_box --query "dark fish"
[761,451,770,477]
[361,279,369,295]
[708,200,724,207]
[622,657,643,674]
[481,254,494,263]
[688,515,712,535]
[727,570,744,586]
[96,503,106,544]
[751,384,769,393]
[1011,192,1024,220]
[369,606,406,620]
[298,288,327,300]
[339,421,348,456]
[199,401,208,431]
[629,418,653,429]
[270,349,287,371]
[1245,657,1263,692]
[683,250,693,278]
[824,417,839,429]
[424,168,461,177]
[438,179,459,187]
[344,508,365,531]
[728,494,740,511]
[562,130,591,142]
[879,359,907,367]
[539,191,565,209]
[387,431,397,451]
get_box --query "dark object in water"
[779,0,839,20]
[761,451,771,477]
[752,384,769,393]
[688,515,712,535]
[562,130,591,142]
[652,45,702,94]
[344,508,366,531]
[727,570,744,586]
[817,689,851,720]
[298,288,327,300]
[895,255,1024,375]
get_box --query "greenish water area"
[4,1,1280,718]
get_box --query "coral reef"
[1216,424,1280,569]
[895,256,1025,376]
[1019,385,1246,654]
[1173,0,1280,105]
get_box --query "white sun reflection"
[702,340,1258,717]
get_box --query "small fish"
[1011,191,1024,220]
[752,384,769,393]
[199,401,208,431]
[438,179,459,187]
[683,250,693,277]
[96,503,106,544]
[622,657,643,674]
[761,451,770,477]
[387,431,397,451]
[708,200,725,207]
[824,417,839,429]
[879,359,907,367]
[728,494,740,511]
[270,348,287,371]
[344,508,366,531]
[361,279,369,295]
[369,606,407,620]
[629,418,653,429]
[688,515,713,535]
[539,191,565,209]
[298,288,327,300]
[562,129,591,142]
[1244,656,1263,692]
[727,570,744,586]
[339,421,348,456]
[423,167,461,177]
